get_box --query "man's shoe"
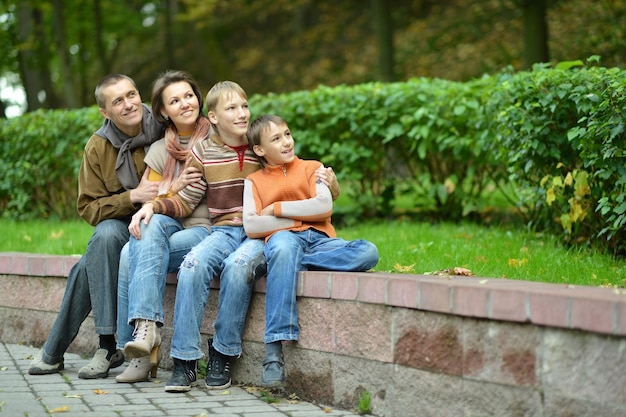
[165,358,197,393]
[78,349,124,379]
[205,339,231,390]
[28,351,64,375]
[261,352,285,388]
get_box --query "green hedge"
[1,58,624,254]
[0,107,102,219]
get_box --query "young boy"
[243,114,380,388]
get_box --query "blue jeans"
[116,214,211,349]
[41,219,130,364]
[170,226,265,360]
[264,229,379,343]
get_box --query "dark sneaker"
[165,359,197,393]
[261,352,285,388]
[252,261,267,281]
[205,339,231,390]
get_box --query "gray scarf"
[95,104,163,190]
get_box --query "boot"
[124,320,161,362]
[116,349,162,383]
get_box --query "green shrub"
[0,107,101,219]
[251,76,504,223]
[1,59,624,254]
[487,57,626,254]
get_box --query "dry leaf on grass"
[393,263,415,273]
[426,267,474,276]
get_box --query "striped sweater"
[150,134,261,227]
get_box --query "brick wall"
[1,252,625,417]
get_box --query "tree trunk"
[15,2,41,111]
[521,0,549,68]
[371,0,395,82]
[52,0,77,108]
[93,0,112,74]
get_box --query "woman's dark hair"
[151,70,204,126]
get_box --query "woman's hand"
[171,166,202,194]
[129,202,155,239]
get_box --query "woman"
[115,70,212,383]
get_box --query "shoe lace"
[172,361,196,381]
[208,355,230,376]
[131,320,148,341]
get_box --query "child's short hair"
[247,114,287,167]
[205,81,247,112]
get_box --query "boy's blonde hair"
[205,81,248,112]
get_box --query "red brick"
[387,277,419,309]
[300,271,330,298]
[0,254,13,274]
[529,292,569,328]
[570,296,614,335]
[452,284,489,318]
[419,280,452,313]
[357,273,387,304]
[330,272,358,301]
[490,288,528,322]
[617,299,626,335]
[28,256,47,276]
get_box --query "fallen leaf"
[453,267,473,276]
[479,279,488,284]
[92,389,108,395]
[393,263,415,273]
[50,230,65,239]
[427,267,473,276]
[0,366,8,371]
[508,258,528,267]
[49,405,70,413]
[220,389,231,395]
[323,407,332,413]
[63,394,82,398]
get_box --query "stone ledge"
[1,252,624,337]
[2,252,625,416]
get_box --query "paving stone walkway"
[0,342,362,417]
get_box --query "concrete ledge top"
[1,252,625,337]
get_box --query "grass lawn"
[1,219,624,288]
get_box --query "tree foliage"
[0,0,624,113]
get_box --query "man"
[28,74,163,379]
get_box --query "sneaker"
[205,339,231,390]
[28,351,64,375]
[78,348,125,379]
[165,358,197,393]
[261,352,285,388]
[252,261,267,281]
